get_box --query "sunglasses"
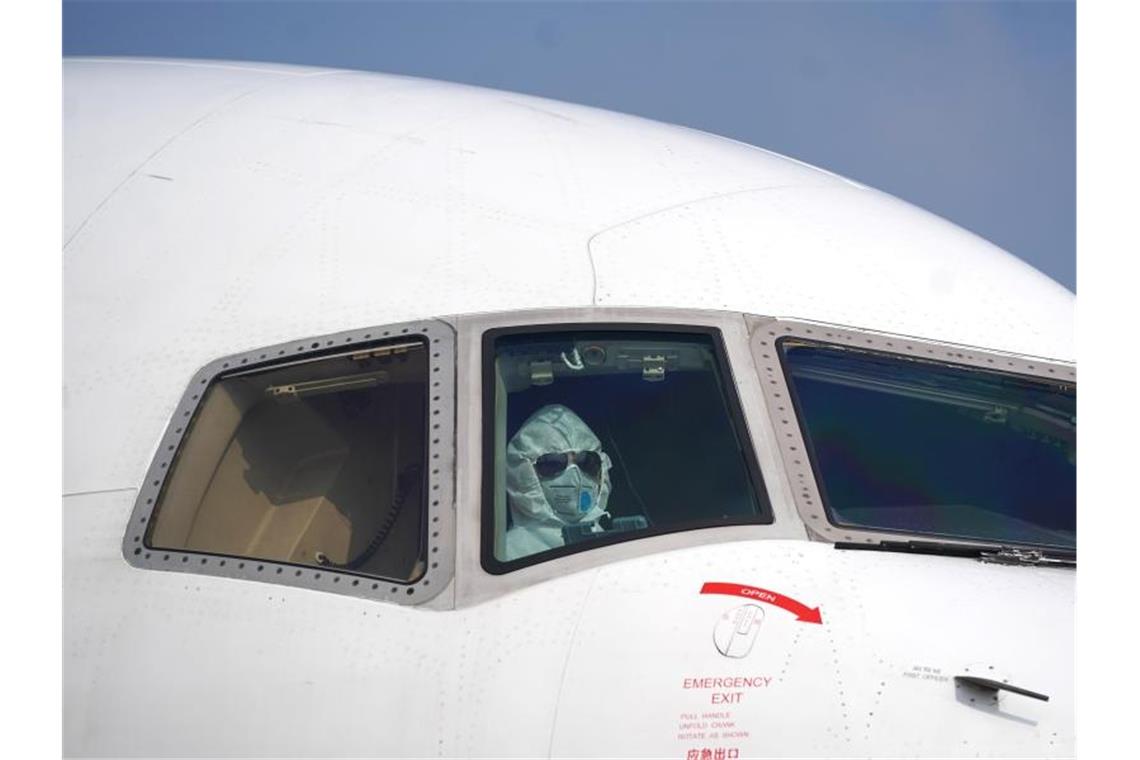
[532,450,603,479]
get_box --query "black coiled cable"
[315,462,423,571]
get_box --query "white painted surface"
[63,58,1072,496]
[66,490,593,757]
[67,490,1072,757]
[553,542,1072,758]
[592,184,1072,358]
[63,58,1074,757]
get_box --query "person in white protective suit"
[504,404,613,560]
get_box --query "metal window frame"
[479,321,774,576]
[746,315,1076,548]
[448,307,807,608]
[121,318,457,606]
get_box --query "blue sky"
[63,0,1076,290]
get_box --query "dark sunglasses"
[532,450,603,479]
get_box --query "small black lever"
[954,675,1049,702]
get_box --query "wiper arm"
[834,539,1075,567]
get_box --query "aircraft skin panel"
[551,541,1072,758]
[62,59,1075,758]
[66,488,597,757]
[63,59,1072,497]
[67,488,1072,757]
[591,184,1073,362]
[64,60,303,244]
[59,57,818,497]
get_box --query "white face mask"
[540,464,603,523]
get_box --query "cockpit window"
[483,327,771,571]
[145,339,430,582]
[778,339,1075,549]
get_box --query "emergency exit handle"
[954,675,1049,702]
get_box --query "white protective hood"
[504,404,613,559]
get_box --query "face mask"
[540,464,602,522]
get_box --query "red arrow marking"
[700,581,823,624]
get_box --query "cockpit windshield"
[484,328,771,570]
[779,339,1075,550]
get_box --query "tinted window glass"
[485,329,770,569]
[779,340,1075,549]
[147,340,429,582]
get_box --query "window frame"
[748,315,1076,550]
[121,319,457,605]
[480,322,774,575]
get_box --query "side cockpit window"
[147,340,429,579]
[126,322,455,603]
[483,327,771,572]
[778,339,1075,550]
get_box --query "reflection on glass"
[489,330,768,565]
[147,341,429,581]
[780,340,1075,549]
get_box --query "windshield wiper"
[834,539,1075,567]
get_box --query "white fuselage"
[64,58,1074,757]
